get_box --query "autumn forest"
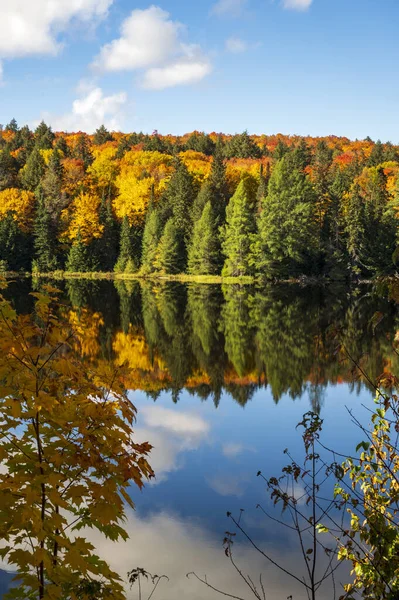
[1,120,398,279]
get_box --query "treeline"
[1,119,399,278]
[16,278,397,406]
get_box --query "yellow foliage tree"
[63,192,104,243]
[114,151,174,224]
[0,188,35,232]
[0,285,153,600]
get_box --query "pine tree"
[20,147,46,191]
[115,216,134,273]
[93,125,113,145]
[66,231,92,272]
[32,188,58,273]
[54,136,70,157]
[257,156,318,278]
[141,205,162,274]
[0,212,31,271]
[209,144,229,224]
[368,140,385,167]
[74,134,93,169]
[164,159,196,268]
[256,163,270,212]
[154,219,182,274]
[224,131,261,159]
[0,148,18,190]
[34,121,55,150]
[96,197,119,271]
[221,176,257,277]
[188,201,219,275]
[42,149,64,203]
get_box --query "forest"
[0,119,399,279]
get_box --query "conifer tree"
[32,187,58,273]
[34,121,55,150]
[74,133,93,169]
[20,146,46,191]
[154,218,182,274]
[256,163,270,212]
[66,231,93,272]
[95,196,119,271]
[188,201,219,275]
[0,148,18,190]
[115,216,134,273]
[221,176,257,277]
[141,204,162,274]
[93,125,113,145]
[54,135,70,157]
[164,159,196,268]
[256,156,318,278]
[209,144,229,223]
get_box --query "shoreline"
[0,271,377,285]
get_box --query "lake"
[1,278,398,599]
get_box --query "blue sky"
[1,0,398,140]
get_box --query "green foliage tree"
[221,176,257,277]
[115,216,134,273]
[34,120,55,150]
[141,205,162,275]
[74,133,94,169]
[93,124,114,145]
[32,187,59,273]
[256,156,319,278]
[188,201,219,275]
[224,131,261,159]
[20,147,46,191]
[0,148,18,190]
[154,218,182,274]
[185,132,215,156]
[66,230,94,272]
[96,197,119,272]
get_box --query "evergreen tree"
[164,159,196,267]
[32,188,58,273]
[66,231,93,272]
[368,140,385,167]
[273,140,289,160]
[5,118,18,133]
[224,131,261,159]
[54,135,70,157]
[0,212,31,271]
[115,216,134,273]
[154,219,182,274]
[256,156,318,278]
[115,136,131,159]
[221,176,257,277]
[256,163,271,212]
[96,197,119,271]
[0,148,18,190]
[291,138,312,170]
[185,132,215,156]
[74,134,93,169]
[141,205,162,274]
[20,147,46,191]
[93,125,113,145]
[34,121,55,150]
[209,144,229,224]
[188,201,219,275]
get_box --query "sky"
[0,0,398,140]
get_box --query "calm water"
[1,279,398,599]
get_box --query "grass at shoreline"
[0,270,376,285]
[0,270,255,284]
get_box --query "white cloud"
[134,406,210,483]
[44,85,127,133]
[141,59,212,90]
[93,6,212,89]
[225,37,247,54]
[222,442,245,457]
[210,0,248,17]
[207,473,249,497]
[93,6,181,71]
[0,0,113,58]
[282,0,313,10]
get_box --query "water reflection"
[2,279,398,599]
[15,278,397,405]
